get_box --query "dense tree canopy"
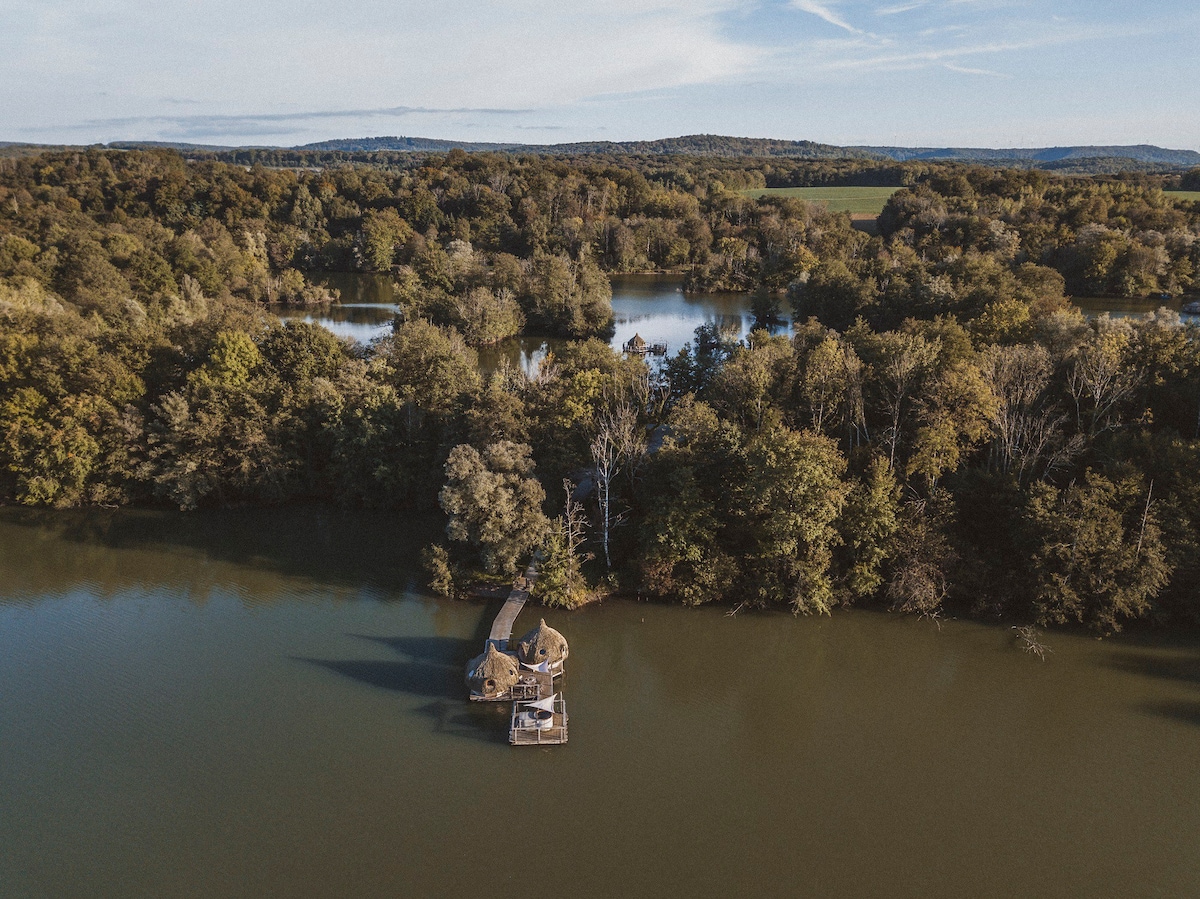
[2,147,1200,631]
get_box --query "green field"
[739,186,902,215]
[1165,190,1200,203]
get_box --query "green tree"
[439,441,549,575]
[523,253,613,337]
[452,286,524,346]
[837,457,901,600]
[535,481,593,608]
[359,208,412,272]
[737,427,849,614]
[1026,470,1169,632]
[377,319,480,412]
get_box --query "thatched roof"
[517,618,569,666]
[628,332,646,349]
[465,644,520,697]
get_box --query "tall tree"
[439,441,549,575]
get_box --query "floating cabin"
[517,618,569,676]
[465,644,520,701]
[622,333,668,356]
[465,573,570,745]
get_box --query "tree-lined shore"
[2,147,1199,631]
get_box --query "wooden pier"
[487,558,538,650]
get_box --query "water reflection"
[275,307,397,344]
[476,275,784,375]
[278,273,1197,378]
[0,506,441,601]
[289,273,779,372]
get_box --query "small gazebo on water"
[622,333,667,356]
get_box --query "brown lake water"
[2,508,1200,898]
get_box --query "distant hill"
[295,134,1200,169]
[297,136,519,153]
[857,144,1200,167]
[297,134,873,159]
[5,134,1198,171]
[107,140,263,152]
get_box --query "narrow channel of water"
[2,507,1199,898]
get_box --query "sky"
[1,0,1198,150]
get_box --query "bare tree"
[561,479,588,559]
[981,344,1084,485]
[590,386,650,569]
[876,332,939,471]
[1066,317,1142,437]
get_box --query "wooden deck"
[510,697,569,745]
[623,338,668,356]
[467,667,553,703]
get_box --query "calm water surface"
[282,273,1197,373]
[284,274,776,371]
[2,508,1199,898]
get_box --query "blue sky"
[1,0,1198,149]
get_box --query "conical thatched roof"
[517,618,569,666]
[465,644,520,697]
[628,332,647,349]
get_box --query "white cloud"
[791,0,862,33]
[943,63,1011,78]
[0,0,763,141]
[0,0,1197,149]
[876,2,926,15]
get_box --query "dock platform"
[510,696,569,745]
[467,666,553,703]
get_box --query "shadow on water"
[0,504,443,595]
[1144,701,1200,727]
[1106,646,1200,726]
[292,632,510,744]
[1109,651,1200,686]
[347,634,475,666]
[294,633,475,697]
[294,657,460,699]
[412,700,512,745]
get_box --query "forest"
[2,146,1200,632]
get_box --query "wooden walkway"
[487,558,539,650]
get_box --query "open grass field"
[1165,191,1200,203]
[739,185,902,215]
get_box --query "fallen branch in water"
[921,609,945,631]
[1012,625,1053,660]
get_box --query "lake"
[279,274,1197,374]
[3,507,1200,898]
[280,273,782,373]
